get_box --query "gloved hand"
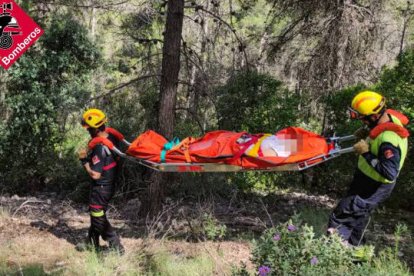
[78,148,89,165]
[353,127,370,140]
[353,139,369,155]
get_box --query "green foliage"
[0,14,100,192]
[77,250,145,276]
[105,92,148,140]
[182,211,228,241]
[393,223,410,259]
[202,213,227,240]
[251,219,354,275]
[216,71,300,133]
[233,217,411,276]
[0,264,55,276]
[226,170,301,194]
[323,85,368,136]
[297,207,330,237]
[231,262,251,276]
[148,249,215,276]
[378,50,414,127]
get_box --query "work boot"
[88,228,100,249]
[75,230,101,252]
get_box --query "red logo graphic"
[92,155,100,165]
[384,149,394,159]
[0,1,44,70]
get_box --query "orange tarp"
[126,127,328,168]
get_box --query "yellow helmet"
[349,90,385,119]
[81,108,107,128]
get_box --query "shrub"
[251,220,354,275]
[215,71,300,133]
[202,213,227,241]
[0,14,100,193]
[233,217,411,276]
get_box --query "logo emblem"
[384,149,394,159]
[92,155,100,165]
[0,1,44,70]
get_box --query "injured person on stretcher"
[126,127,333,169]
[238,133,297,157]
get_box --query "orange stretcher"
[112,127,355,172]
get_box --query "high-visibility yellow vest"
[357,115,408,184]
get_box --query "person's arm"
[361,142,401,181]
[83,162,101,180]
[79,146,104,180]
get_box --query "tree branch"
[196,7,250,68]
[88,74,160,102]
[175,107,205,133]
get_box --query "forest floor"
[0,191,413,275]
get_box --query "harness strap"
[105,127,125,141]
[160,138,180,163]
[369,123,410,139]
[171,137,194,163]
[386,109,409,125]
[230,135,260,161]
[103,162,116,171]
[88,137,114,150]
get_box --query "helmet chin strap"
[365,109,385,129]
[88,127,98,138]
[87,125,106,138]
[366,116,379,129]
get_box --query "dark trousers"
[89,184,121,248]
[328,170,395,245]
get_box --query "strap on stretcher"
[113,134,356,173]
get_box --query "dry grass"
[0,216,75,274]
[0,206,10,219]
[0,215,252,275]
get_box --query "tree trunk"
[147,0,184,215]
[158,0,185,139]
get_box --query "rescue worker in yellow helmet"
[327,91,409,246]
[78,108,125,253]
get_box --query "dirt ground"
[0,193,254,274]
[0,192,413,274]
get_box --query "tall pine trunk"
[147,0,184,215]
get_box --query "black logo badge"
[0,3,21,49]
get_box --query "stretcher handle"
[122,139,131,146]
[328,135,356,143]
[113,147,127,157]
[335,146,355,154]
[337,135,356,142]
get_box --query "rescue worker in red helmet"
[78,108,125,253]
[327,91,409,246]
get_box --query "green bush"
[251,220,354,275]
[202,213,227,240]
[215,71,300,133]
[0,13,100,193]
[233,218,411,276]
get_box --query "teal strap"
[160,138,180,162]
